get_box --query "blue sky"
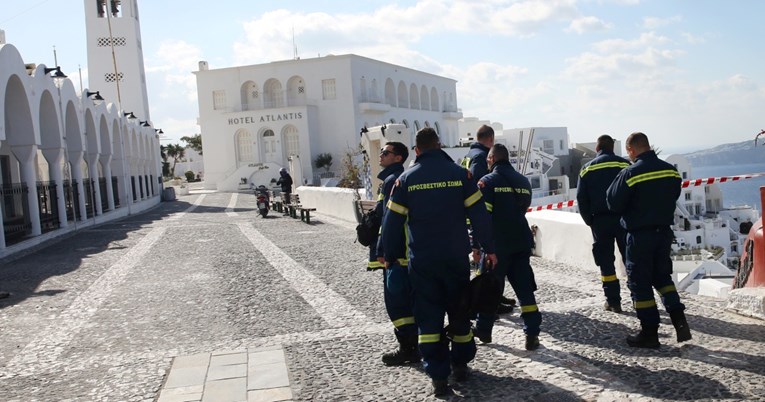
[3,0,764,154]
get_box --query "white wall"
[503,127,570,157]
[525,210,627,277]
[296,186,359,223]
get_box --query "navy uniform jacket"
[478,161,534,254]
[576,150,630,226]
[606,150,681,231]
[462,143,490,181]
[382,149,495,264]
[372,162,406,261]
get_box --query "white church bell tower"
[84,0,151,122]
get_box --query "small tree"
[338,144,365,189]
[181,133,203,155]
[165,144,186,178]
[314,152,333,173]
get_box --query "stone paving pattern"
[0,191,763,401]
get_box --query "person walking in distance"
[471,144,542,351]
[607,132,691,348]
[367,142,419,366]
[577,135,631,313]
[381,128,496,396]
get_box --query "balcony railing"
[36,181,60,234]
[99,177,109,212]
[112,176,120,208]
[83,180,95,218]
[2,183,32,245]
[63,179,80,222]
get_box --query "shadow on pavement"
[570,351,745,400]
[0,198,191,309]
[685,312,765,341]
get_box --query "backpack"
[468,272,502,316]
[356,208,381,247]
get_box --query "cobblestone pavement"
[1,191,764,401]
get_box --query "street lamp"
[44,66,67,78]
[85,90,104,101]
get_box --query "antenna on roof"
[292,26,299,60]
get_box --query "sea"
[691,162,765,210]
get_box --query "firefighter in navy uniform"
[472,144,542,351]
[382,128,496,397]
[576,135,631,313]
[462,124,494,180]
[606,132,692,348]
[367,142,419,366]
[463,125,516,312]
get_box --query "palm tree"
[165,144,186,178]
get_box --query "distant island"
[680,139,764,166]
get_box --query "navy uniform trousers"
[591,215,626,305]
[626,227,685,327]
[384,262,417,344]
[476,250,541,336]
[409,256,476,381]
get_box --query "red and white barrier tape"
[528,199,576,212]
[527,172,765,213]
[680,173,765,188]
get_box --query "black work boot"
[497,303,515,315]
[525,335,540,351]
[604,301,622,313]
[471,326,492,344]
[451,363,470,382]
[381,345,420,366]
[670,310,692,342]
[432,379,452,396]
[626,325,660,348]
[500,296,517,306]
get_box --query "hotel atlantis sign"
[228,112,304,126]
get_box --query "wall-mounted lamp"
[123,112,136,119]
[86,90,104,101]
[140,120,151,127]
[154,128,164,134]
[43,66,67,78]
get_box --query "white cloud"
[563,46,683,82]
[592,31,670,53]
[155,117,199,143]
[231,1,590,67]
[146,40,203,102]
[593,0,640,4]
[681,32,705,44]
[641,15,682,30]
[567,16,613,34]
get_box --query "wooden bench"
[269,190,283,212]
[281,194,316,223]
[283,193,300,218]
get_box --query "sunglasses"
[380,150,396,156]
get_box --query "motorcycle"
[255,185,269,217]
